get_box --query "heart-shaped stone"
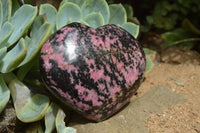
[40,22,146,122]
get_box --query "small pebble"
[171,78,176,81]
[176,82,184,86]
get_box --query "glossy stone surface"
[40,22,146,121]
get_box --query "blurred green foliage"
[107,0,115,4]
[135,0,200,50]
[145,0,200,31]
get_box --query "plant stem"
[166,38,200,48]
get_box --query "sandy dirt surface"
[146,51,200,133]
[145,64,200,133]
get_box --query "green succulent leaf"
[0,38,27,73]
[0,1,3,29]
[0,22,14,48]
[56,2,81,30]
[8,76,50,123]
[56,109,76,133]
[123,4,134,18]
[16,37,31,79]
[81,0,110,24]
[78,20,89,26]
[1,0,12,23]
[144,48,156,74]
[0,47,6,61]
[7,4,37,47]
[19,22,52,67]
[121,22,140,38]
[60,0,84,8]
[83,12,104,28]
[24,36,31,47]
[161,28,196,49]
[109,4,127,25]
[39,4,57,32]
[182,19,200,35]
[17,56,38,81]
[44,103,59,133]
[143,48,156,55]
[30,16,45,38]
[16,94,50,123]
[0,76,10,114]
[145,56,154,74]
[15,36,32,79]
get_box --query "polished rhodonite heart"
[40,22,146,121]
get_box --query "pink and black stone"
[40,22,146,122]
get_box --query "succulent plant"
[0,0,152,132]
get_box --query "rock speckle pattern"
[40,22,146,121]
